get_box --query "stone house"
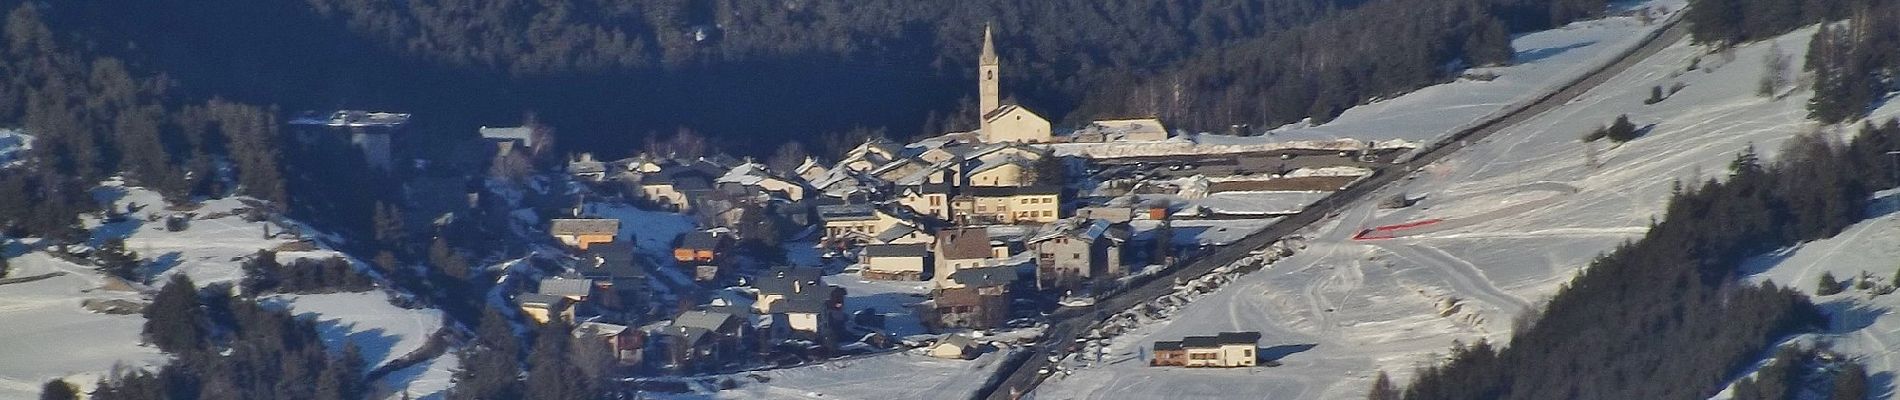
[860,243,929,281]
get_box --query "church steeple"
[978,24,1001,131]
[980,25,999,67]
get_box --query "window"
[1072,253,1080,260]
[1042,210,1054,217]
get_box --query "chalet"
[479,125,535,156]
[965,153,1035,187]
[1071,119,1169,143]
[515,293,574,324]
[1027,219,1131,291]
[1151,332,1261,367]
[818,204,906,243]
[569,153,608,181]
[717,162,808,200]
[930,266,1015,329]
[839,138,903,172]
[928,334,982,360]
[752,267,846,343]
[573,321,645,366]
[640,168,715,212]
[663,310,748,372]
[954,186,1062,225]
[793,157,830,183]
[860,243,929,281]
[896,183,955,221]
[933,227,994,289]
[576,242,649,319]
[874,222,934,245]
[537,277,595,302]
[673,230,732,264]
[550,218,620,250]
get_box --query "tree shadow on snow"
[1820,300,1886,334]
[142,251,185,282]
[314,318,400,370]
[1514,41,1597,64]
[1257,343,1318,364]
[1870,371,1896,400]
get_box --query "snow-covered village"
[7,0,1900,399]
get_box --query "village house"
[576,241,650,321]
[1027,218,1131,291]
[515,293,574,324]
[932,227,994,288]
[550,218,620,250]
[537,277,595,302]
[663,310,749,372]
[569,153,608,181]
[751,267,846,344]
[288,110,407,170]
[965,153,1035,187]
[930,266,1015,329]
[860,243,930,281]
[1069,118,1170,143]
[927,334,982,360]
[479,125,535,156]
[974,27,1053,144]
[873,222,935,245]
[896,183,955,221]
[674,229,733,282]
[818,204,908,244]
[954,186,1063,225]
[838,138,903,173]
[870,157,929,183]
[793,157,830,183]
[717,162,809,200]
[915,142,975,165]
[640,167,716,212]
[573,321,645,366]
[1150,332,1262,368]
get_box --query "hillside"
[1034,14,1877,400]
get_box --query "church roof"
[980,25,999,66]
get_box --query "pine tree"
[525,319,593,400]
[1832,361,1868,400]
[39,379,78,400]
[1818,271,1843,295]
[1367,371,1399,400]
[143,274,205,353]
[449,309,524,400]
[316,342,367,400]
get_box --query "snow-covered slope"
[1036,16,1873,400]
[0,253,164,398]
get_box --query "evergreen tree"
[143,274,205,353]
[39,379,78,400]
[449,309,524,400]
[1832,361,1868,399]
[316,342,368,400]
[1818,271,1843,295]
[1367,371,1399,400]
[525,319,594,400]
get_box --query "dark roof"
[937,227,993,260]
[905,183,954,195]
[515,293,567,308]
[537,277,594,297]
[1217,331,1262,345]
[875,224,924,243]
[677,230,726,250]
[964,186,1062,198]
[578,242,644,280]
[768,295,830,314]
[818,204,877,221]
[753,266,825,296]
[863,243,928,258]
[1153,341,1184,351]
[948,267,1015,288]
[1180,332,1261,348]
[550,218,619,236]
[672,310,739,333]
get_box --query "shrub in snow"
[1817,272,1844,296]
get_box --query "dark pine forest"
[15,0,1615,156]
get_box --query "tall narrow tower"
[978,25,1000,134]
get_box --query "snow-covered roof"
[479,126,534,147]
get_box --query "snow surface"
[0,185,457,399]
[377,351,460,400]
[266,292,443,371]
[0,253,164,398]
[676,350,1014,400]
[1716,189,1900,399]
[1035,10,1873,400]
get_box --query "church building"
[977,26,1053,144]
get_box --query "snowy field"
[1722,189,1900,399]
[1194,191,1333,216]
[266,292,443,371]
[0,253,164,398]
[0,185,457,398]
[681,350,1014,400]
[1036,12,1873,400]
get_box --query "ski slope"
[1036,15,1864,400]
